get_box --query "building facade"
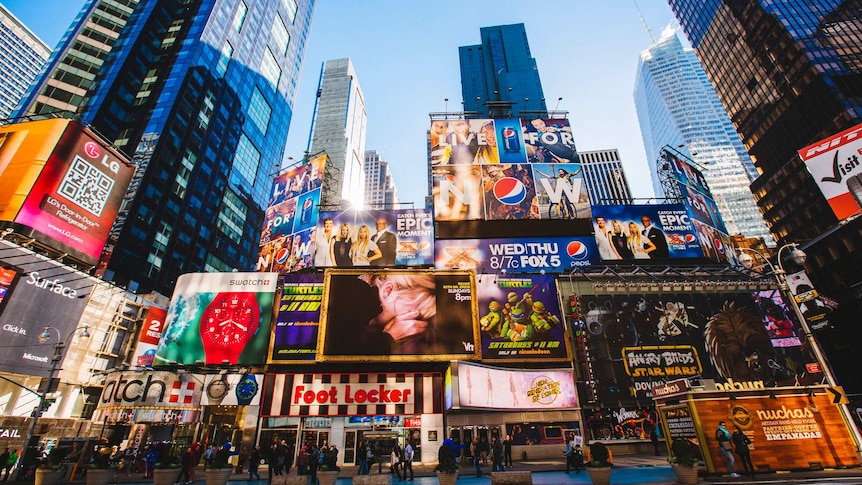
[459,23,547,118]
[75,0,314,294]
[0,4,51,119]
[578,149,634,205]
[634,32,772,243]
[309,58,367,209]
[12,0,138,118]
[668,0,862,394]
[363,149,399,209]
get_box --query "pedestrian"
[650,426,661,456]
[402,441,414,481]
[2,449,15,481]
[492,437,504,472]
[715,421,739,477]
[284,443,294,475]
[471,437,482,478]
[143,447,157,478]
[503,435,513,468]
[307,445,319,485]
[389,445,401,480]
[357,440,369,476]
[248,446,261,480]
[732,425,755,478]
[237,445,247,474]
[564,441,574,472]
[176,447,194,485]
[296,446,308,476]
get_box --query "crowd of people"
[313,217,397,268]
[594,215,670,261]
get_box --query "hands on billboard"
[381,310,427,341]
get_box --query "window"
[260,48,281,92]
[217,189,247,244]
[172,149,197,199]
[232,1,247,32]
[271,16,290,56]
[282,0,297,23]
[147,221,172,276]
[248,88,271,135]
[217,41,233,77]
[231,134,260,187]
[204,253,232,273]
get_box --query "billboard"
[315,208,433,267]
[477,274,570,361]
[154,272,278,365]
[130,306,167,368]
[435,236,598,273]
[318,269,479,361]
[256,155,325,273]
[590,204,704,260]
[93,370,203,424]
[201,373,263,406]
[450,361,577,410]
[0,240,99,376]
[269,273,324,363]
[0,119,135,265]
[430,118,589,222]
[0,263,20,319]
[578,292,818,406]
[798,122,862,221]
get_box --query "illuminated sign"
[798,121,862,221]
[435,236,598,273]
[453,361,577,410]
[97,371,202,408]
[130,306,167,367]
[269,273,323,362]
[591,204,703,260]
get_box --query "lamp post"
[737,243,862,456]
[17,325,89,480]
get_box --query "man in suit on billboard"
[371,218,397,266]
[641,216,670,259]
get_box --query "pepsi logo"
[493,177,527,205]
[567,241,589,259]
[275,247,290,264]
[418,241,431,251]
[684,234,695,243]
[83,141,101,158]
[714,238,725,254]
[502,127,516,138]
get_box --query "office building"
[309,58,367,208]
[668,0,862,392]
[12,0,138,118]
[76,0,314,294]
[578,149,633,205]
[634,32,772,243]
[0,4,51,119]
[459,23,547,118]
[364,149,399,209]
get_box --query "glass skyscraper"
[459,23,547,117]
[0,4,51,119]
[634,32,772,244]
[76,0,314,294]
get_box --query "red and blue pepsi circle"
[567,241,589,260]
[493,177,527,205]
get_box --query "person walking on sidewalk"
[402,441,414,481]
[715,421,739,477]
[732,425,755,478]
[503,435,513,468]
[248,446,261,480]
[471,437,482,478]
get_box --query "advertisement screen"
[578,292,818,406]
[257,155,325,273]
[318,270,478,361]
[269,273,324,362]
[591,204,703,260]
[798,122,862,221]
[155,272,278,365]
[315,208,433,267]
[430,118,590,223]
[0,241,98,376]
[1,120,135,264]
[477,274,569,361]
[435,236,598,273]
[130,306,167,368]
[452,361,577,410]
[0,263,20,319]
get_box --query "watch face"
[207,379,229,400]
[235,375,259,401]
[201,293,260,347]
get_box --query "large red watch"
[200,292,260,364]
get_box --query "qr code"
[57,156,114,217]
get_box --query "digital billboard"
[0,119,135,265]
[269,273,323,363]
[0,263,20,319]
[315,208,433,267]
[256,155,325,273]
[450,361,577,410]
[578,292,818,406]
[154,272,278,365]
[590,204,704,260]
[130,306,167,368]
[318,269,479,361]
[477,274,569,361]
[798,122,862,221]
[435,236,598,273]
[0,240,99,376]
[430,118,589,222]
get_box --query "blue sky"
[3,0,680,206]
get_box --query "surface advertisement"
[590,204,704,261]
[0,120,135,265]
[269,273,324,363]
[0,263,20,320]
[798,121,862,221]
[257,155,326,273]
[0,240,99,376]
[314,208,433,267]
[477,274,569,361]
[154,272,278,365]
[318,269,479,361]
[435,236,598,273]
[578,292,818,406]
[451,361,577,410]
[430,118,589,222]
[130,306,167,368]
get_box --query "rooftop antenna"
[632,0,656,43]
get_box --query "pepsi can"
[502,126,520,153]
[300,198,312,224]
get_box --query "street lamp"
[738,243,862,456]
[17,325,89,480]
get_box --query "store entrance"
[448,425,501,463]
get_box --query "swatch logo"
[493,177,526,205]
[566,241,588,259]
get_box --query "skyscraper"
[667,0,862,392]
[578,149,634,205]
[364,150,399,209]
[12,0,139,118]
[459,23,547,118]
[309,58,367,208]
[0,4,50,119]
[634,32,772,243]
[77,0,314,294]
